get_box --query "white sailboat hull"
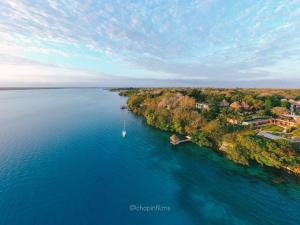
[122,119,127,137]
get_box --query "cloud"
[0,0,300,86]
[0,54,299,88]
[0,54,119,87]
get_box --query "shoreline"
[120,88,300,178]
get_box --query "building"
[271,119,296,131]
[272,115,297,128]
[242,115,297,130]
[230,102,241,110]
[242,117,271,127]
[291,136,300,143]
[195,102,209,110]
[241,102,252,111]
[257,131,285,141]
[230,101,252,111]
[227,118,239,124]
[291,101,300,115]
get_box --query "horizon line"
[1,86,300,90]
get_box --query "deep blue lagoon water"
[0,88,300,225]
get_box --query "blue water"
[0,88,300,225]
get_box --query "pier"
[170,135,191,145]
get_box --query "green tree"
[264,98,273,114]
[280,101,290,108]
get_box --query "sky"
[0,0,300,87]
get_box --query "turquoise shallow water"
[0,88,300,225]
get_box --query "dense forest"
[116,88,300,176]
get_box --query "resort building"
[291,102,300,115]
[242,117,271,127]
[230,101,252,111]
[241,102,252,111]
[227,118,239,124]
[230,102,241,110]
[195,102,209,110]
[272,115,297,128]
[242,115,298,130]
[291,136,300,143]
[257,131,285,141]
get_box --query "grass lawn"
[292,129,300,137]
[261,125,284,132]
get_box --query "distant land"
[0,87,103,91]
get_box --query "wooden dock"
[170,135,191,146]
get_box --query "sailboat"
[122,120,127,137]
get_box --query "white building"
[291,101,300,115]
[242,118,271,127]
[195,102,209,110]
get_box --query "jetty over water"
[170,134,191,145]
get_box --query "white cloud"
[0,0,300,86]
